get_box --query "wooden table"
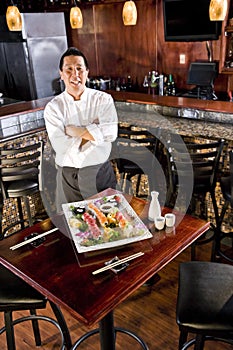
[0,188,210,350]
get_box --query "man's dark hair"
[59,47,89,70]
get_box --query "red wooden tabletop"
[0,188,210,326]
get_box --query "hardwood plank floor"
[0,241,232,350]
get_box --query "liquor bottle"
[151,71,158,95]
[120,78,127,91]
[147,71,151,94]
[148,191,161,221]
[171,81,176,96]
[159,75,164,96]
[126,75,132,91]
[167,74,173,96]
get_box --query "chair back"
[163,133,225,208]
[0,141,44,200]
[115,124,160,174]
[186,139,225,191]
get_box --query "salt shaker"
[148,191,161,221]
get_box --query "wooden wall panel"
[67,0,229,93]
[67,6,98,75]
[93,0,157,86]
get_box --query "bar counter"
[0,91,232,234]
[0,91,233,142]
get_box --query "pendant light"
[122,0,137,26]
[209,0,228,21]
[6,3,22,31]
[70,0,83,29]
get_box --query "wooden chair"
[114,124,160,197]
[0,141,44,238]
[213,149,233,263]
[0,264,72,350]
[176,261,233,350]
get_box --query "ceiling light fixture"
[122,0,137,26]
[6,2,22,31]
[209,0,228,21]
[70,0,83,29]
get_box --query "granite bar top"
[0,92,232,142]
[115,101,233,141]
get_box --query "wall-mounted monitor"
[163,0,221,42]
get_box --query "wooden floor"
[0,241,232,350]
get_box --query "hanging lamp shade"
[70,6,83,29]
[122,0,137,26]
[209,0,228,21]
[6,6,22,31]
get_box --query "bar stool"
[114,125,160,197]
[213,149,233,263]
[164,134,225,259]
[176,261,233,350]
[0,141,44,238]
[0,264,72,350]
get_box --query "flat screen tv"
[163,0,221,42]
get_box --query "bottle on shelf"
[143,75,149,88]
[171,80,176,96]
[165,74,176,96]
[159,74,164,96]
[150,70,159,95]
[147,71,151,94]
[120,77,127,91]
[225,34,233,68]
[126,75,133,91]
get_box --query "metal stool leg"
[23,196,33,227]
[49,301,72,349]
[4,311,16,350]
[30,309,42,346]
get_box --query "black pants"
[58,161,116,207]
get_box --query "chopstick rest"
[92,251,144,275]
[104,256,129,274]
[10,227,59,250]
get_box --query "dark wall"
[0,0,231,94]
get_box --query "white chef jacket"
[44,88,118,168]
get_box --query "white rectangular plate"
[62,194,152,253]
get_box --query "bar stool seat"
[0,264,72,350]
[176,261,233,350]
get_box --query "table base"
[71,311,149,350]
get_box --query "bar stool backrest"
[0,141,43,200]
[114,124,160,196]
[0,141,44,237]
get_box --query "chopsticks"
[92,251,144,275]
[10,227,59,250]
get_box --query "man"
[44,47,118,211]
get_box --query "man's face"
[60,55,89,98]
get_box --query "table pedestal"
[71,311,149,350]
